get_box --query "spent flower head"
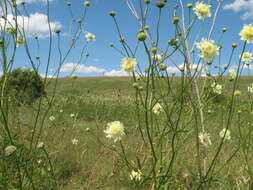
[219,128,231,140]
[104,121,125,142]
[199,132,212,146]
[193,2,211,20]
[16,36,25,46]
[121,57,137,73]
[196,39,219,62]
[85,32,95,41]
[239,24,253,43]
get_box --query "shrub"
[0,68,46,104]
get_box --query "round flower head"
[193,2,211,20]
[248,84,253,93]
[211,82,222,94]
[219,128,231,140]
[241,52,253,63]
[104,121,125,142]
[239,24,253,43]
[85,32,95,41]
[196,39,219,62]
[130,170,142,181]
[121,57,137,73]
[199,132,212,146]
[152,103,164,115]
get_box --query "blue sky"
[1,0,253,77]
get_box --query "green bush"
[0,68,46,104]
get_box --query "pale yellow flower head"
[196,39,219,62]
[239,24,253,43]
[5,145,17,156]
[152,54,162,63]
[193,2,211,20]
[211,82,222,94]
[72,138,79,145]
[104,121,125,142]
[121,57,137,73]
[49,116,55,121]
[152,103,164,115]
[228,69,237,79]
[241,52,253,63]
[219,128,231,140]
[248,84,253,93]
[199,132,212,146]
[85,32,95,41]
[130,170,142,181]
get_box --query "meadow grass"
[12,76,250,189]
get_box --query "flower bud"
[109,11,116,17]
[222,27,227,33]
[172,16,179,24]
[132,82,139,88]
[144,0,151,4]
[137,32,147,41]
[84,1,91,7]
[144,25,149,30]
[187,3,193,8]
[151,47,158,54]
[156,1,166,8]
[55,29,61,34]
[231,43,237,48]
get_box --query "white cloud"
[166,63,204,73]
[243,64,253,69]
[104,69,130,76]
[40,73,56,78]
[167,66,180,73]
[224,0,253,20]
[60,63,106,73]
[0,13,61,38]
[16,0,53,4]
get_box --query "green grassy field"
[5,76,253,189]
